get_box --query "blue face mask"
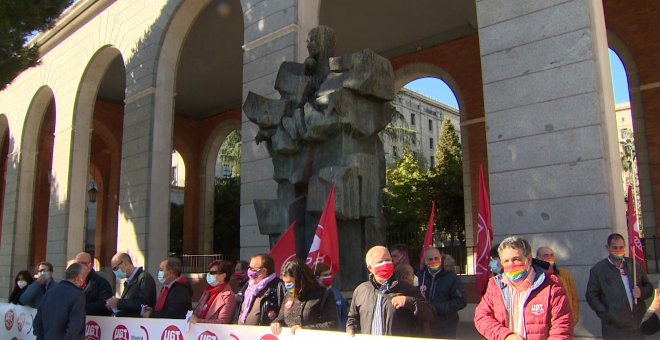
[284,282,295,292]
[489,258,501,274]
[157,270,165,284]
[113,269,126,280]
[206,273,219,286]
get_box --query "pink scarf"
[239,273,276,323]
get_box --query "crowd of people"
[6,232,660,339]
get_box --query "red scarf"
[199,283,227,319]
[155,276,186,312]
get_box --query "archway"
[0,115,10,246]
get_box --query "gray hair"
[65,262,85,280]
[498,236,532,258]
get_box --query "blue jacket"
[19,279,57,308]
[34,280,86,340]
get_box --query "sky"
[404,48,630,110]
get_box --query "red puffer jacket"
[474,264,572,340]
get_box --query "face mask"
[247,268,260,280]
[17,280,27,289]
[233,272,244,280]
[503,262,528,283]
[320,275,333,287]
[157,270,165,284]
[206,273,219,286]
[41,272,50,281]
[373,261,394,281]
[610,250,625,261]
[412,276,419,287]
[427,260,441,272]
[113,269,126,280]
[284,282,295,293]
[489,258,500,273]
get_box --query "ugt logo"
[161,325,183,340]
[4,309,14,330]
[531,303,545,316]
[198,330,218,340]
[85,320,101,340]
[113,324,129,340]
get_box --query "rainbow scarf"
[426,260,441,272]
[503,263,528,283]
[610,251,625,261]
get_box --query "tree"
[429,118,464,246]
[0,0,73,90]
[218,129,241,177]
[213,176,240,259]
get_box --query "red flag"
[627,186,646,272]
[306,186,340,276]
[419,201,436,267]
[270,220,297,276]
[476,165,494,295]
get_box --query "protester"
[19,261,57,308]
[9,270,34,304]
[189,259,236,324]
[441,253,457,273]
[142,257,192,319]
[313,262,348,330]
[74,252,113,316]
[489,244,502,276]
[231,260,249,293]
[106,252,157,317]
[418,247,467,338]
[394,263,430,337]
[33,262,88,340]
[346,245,433,336]
[536,246,579,327]
[390,243,418,272]
[475,236,572,340]
[270,258,337,335]
[235,253,286,325]
[640,282,660,335]
[586,233,653,339]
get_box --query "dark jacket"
[418,267,467,338]
[641,312,660,335]
[19,279,57,308]
[235,277,286,325]
[151,277,193,319]
[274,285,337,330]
[586,257,653,330]
[346,275,434,336]
[330,286,349,330]
[9,284,30,304]
[33,280,86,340]
[83,269,113,316]
[116,267,157,317]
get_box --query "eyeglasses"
[111,260,123,271]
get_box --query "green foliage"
[620,128,634,173]
[383,104,417,151]
[170,202,184,255]
[219,130,241,177]
[213,176,240,259]
[383,118,464,262]
[0,0,73,89]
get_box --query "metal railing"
[180,254,228,273]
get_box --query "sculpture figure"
[243,25,394,289]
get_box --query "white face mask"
[157,270,165,284]
[17,280,28,289]
[413,276,419,287]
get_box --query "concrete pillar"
[238,0,320,259]
[477,1,624,337]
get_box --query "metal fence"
[180,254,229,273]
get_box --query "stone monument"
[243,25,394,289]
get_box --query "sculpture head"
[307,25,336,60]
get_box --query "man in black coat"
[142,257,192,319]
[106,252,157,317]
[75,252,113,316]
[34,262,88,340]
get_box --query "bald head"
[74,252,93,271]
[111,253,135,276]
[536,246,553,258]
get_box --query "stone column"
[239,0,319,259]
[477,1,624,337]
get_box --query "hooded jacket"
[418,267,467,337]
[474,263,572,340]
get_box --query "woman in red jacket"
[189,260,237,324]
[474,236,572,340]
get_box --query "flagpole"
[631,153,641,291]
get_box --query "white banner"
[0,302,429,340]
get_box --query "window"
[430,156,435,168]
[410,114,416,126]
[171,166,178,185]
[429,119,433,131]
[429,138,434,149]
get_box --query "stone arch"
[392,62,476,267]
[70,45,125,265]
[17,86,56,268]
[198,119,241,253]
[606,32,656,236]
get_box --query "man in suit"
[34,262,88,339]
[74,252,113,316]
[19,261,57,308]
[106,253,157,317]
[142,257,192,319]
